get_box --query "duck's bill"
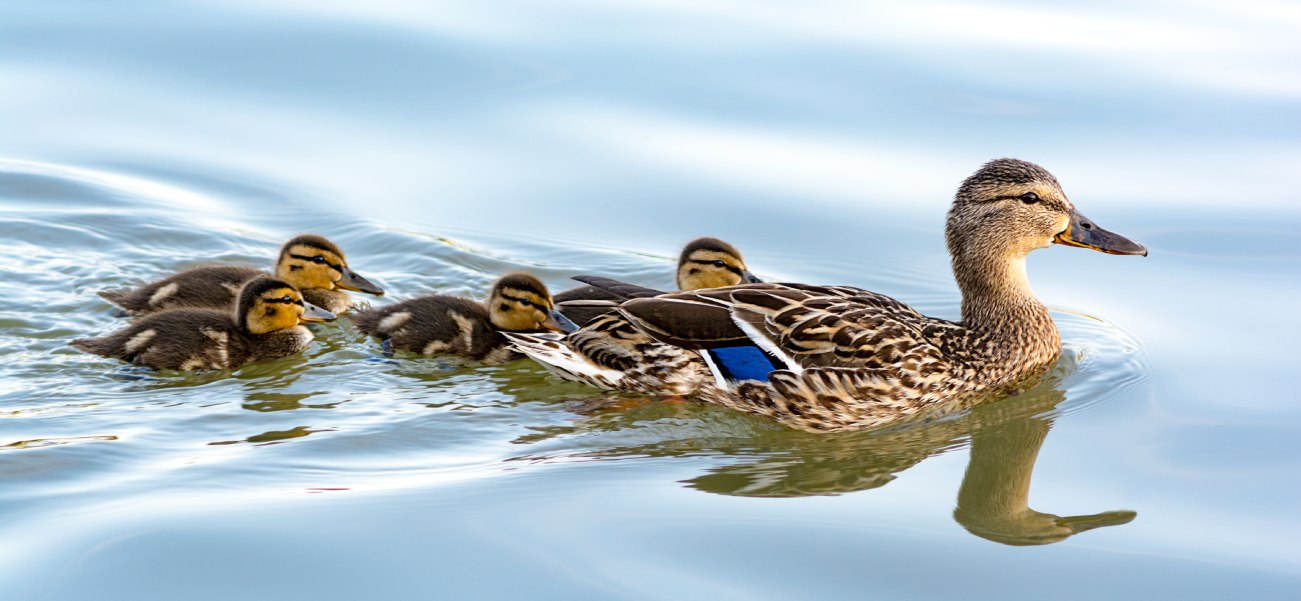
[542,308,580,333]
[337,266,385,295]
[1053,211,1148,256]
[1055,510,1138,535]
[299,301,337,323]
[741,270,763,284]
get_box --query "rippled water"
[3,1,1300,599]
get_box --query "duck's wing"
[569,275,668,300]
[620,283,949,371]
[555,277,673,328]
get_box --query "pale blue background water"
[2,1,1300,599]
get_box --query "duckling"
[351,272,578,364]
[97,234,383,316]
[72,276,336,371]
[554,237,760,326]
[510,159,1146,432]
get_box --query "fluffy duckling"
[97,234,383,316]
[351,272,578,364]
[72,276,336,371]
[554,237,760,326]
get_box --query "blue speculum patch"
[705,344,785,383]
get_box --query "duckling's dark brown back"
[72,308,241,370]
[352,295,508,362]
[98,265,263,315]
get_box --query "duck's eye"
[1019,192,1040,204]
[712,260,727,268]
[312,256,326,264]
[281,295,292,303]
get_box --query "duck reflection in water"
[952,403,1135,546]
[685,376,1135,546]
[521,357,1135,547]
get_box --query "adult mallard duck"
[553,236,760,326]
[97,234,384,316]
[507,159,1146,432]
[351,272,578,364]
[72,276,336,371]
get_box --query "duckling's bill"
[337,266,385,295]
[1053,210,1147,256]
[543,308,579,333]
[300,301,337,322]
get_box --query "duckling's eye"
[1019,192,1040,204]
[712,260,727,268]
[312,256,326,264]
[281,295,292,303]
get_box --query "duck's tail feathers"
[97,289,125,304]
[95,289,137,316]
[569,276,666,300]
[502,332,624,390]
[70,336,113,357]
[348,307,389,337]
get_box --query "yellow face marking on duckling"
[244,287,328,334]
[677,250,750,290]
[489,286,556,331]
[277,244,349,292]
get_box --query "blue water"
[2,1,1300,599]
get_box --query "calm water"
[3,1,1300,599]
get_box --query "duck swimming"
[97,234,384,316]
[553,236,760,327]
[351,272,578,364]
[508,159,1146,432]
[72,276,336,371]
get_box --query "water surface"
[2,1,1300,599]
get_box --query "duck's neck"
[953,251,1059,354]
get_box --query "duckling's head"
[486,273,578,333]
[238,276,337,334]
[274,234,384,296]
[946,159,1146,264]
[676,237,761,290]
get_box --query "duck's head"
[946,159,1147,262]
[676,237,761,290]
[487,272,579,333]
[274,234,385,296]
[237,276,337,334]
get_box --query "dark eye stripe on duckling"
[288,253,343,273]
[688,259,744,277]
[263,294,304,306]
[500,293,544,308]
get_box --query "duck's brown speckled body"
[352,273,576,364]
[98,234,382,316]
[72,277,336,371]
[510,159,1147,432]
